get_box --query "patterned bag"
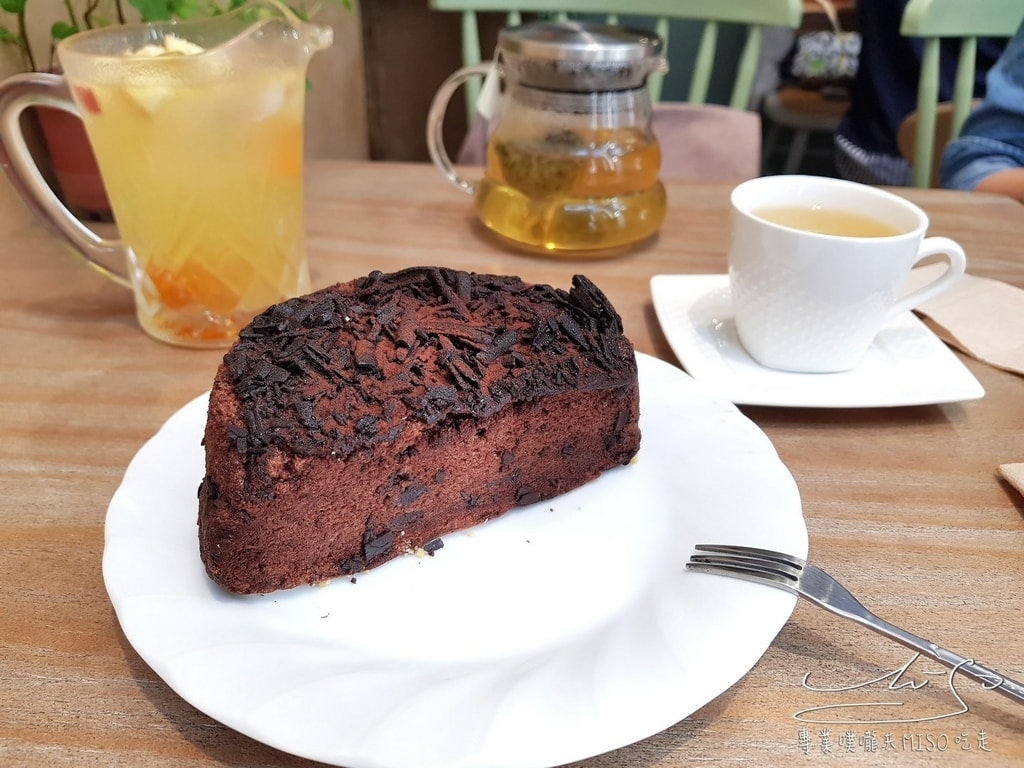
[791,0,861,91]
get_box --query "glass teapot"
[427,21,668,258]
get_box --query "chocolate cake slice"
[198,267,640,594]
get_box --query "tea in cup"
[728,175,967,373]
[0,0,332,348]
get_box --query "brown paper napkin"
[905,263,1024,376]
[906,266,1024,499]
[999,463,1024,497]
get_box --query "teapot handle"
[426,62,495,196]
[0,73,129,288]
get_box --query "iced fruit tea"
[76,63,309,347]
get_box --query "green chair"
[429,0,804,122]
[900,0,1024,187]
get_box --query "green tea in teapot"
[427,21,668,257]
[476,126,665,255]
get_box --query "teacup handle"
[426,62,495,196]
[0,73,129,288]
[889,236,967,320]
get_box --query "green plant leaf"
[0,0,26,13]
[51,21,79,40]
[128,0,175,22]
[169,0,204,19]
[0,27,20,43]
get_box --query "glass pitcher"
[0,0,332,348]
[428,21,668,258]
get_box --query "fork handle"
[931,648,1024,705]
[864,616,1024,705]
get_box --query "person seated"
[941,22,1024,201]
[835,0,1004,186]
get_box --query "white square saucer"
[650,274,985,408]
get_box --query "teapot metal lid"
[497,21,667,93]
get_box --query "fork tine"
[686,557,802,595]
[688,544,806,591]
[687,553,801,586]
[694,543,806,569]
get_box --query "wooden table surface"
[2,160,1022,766]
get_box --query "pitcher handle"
[426,62,496,196]
[0,73,129,288]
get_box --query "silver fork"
[687,544,1024,705]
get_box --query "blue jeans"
[941,21,1024,190]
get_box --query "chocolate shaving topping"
[221,267,634,464]
[516,488,542,506]
[362,527,394,562]
[398,483,429,506]
[227,425,249,454]
[423,538,444,554]
[390,511,422,530]
[341,557,364,574]
[556,311,589,350]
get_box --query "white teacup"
[728,175,967,373]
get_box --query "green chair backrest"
[429,0,803,122]
[900,0,1024,187]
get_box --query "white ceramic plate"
[104,353,806,768]
[651,274,985,409]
